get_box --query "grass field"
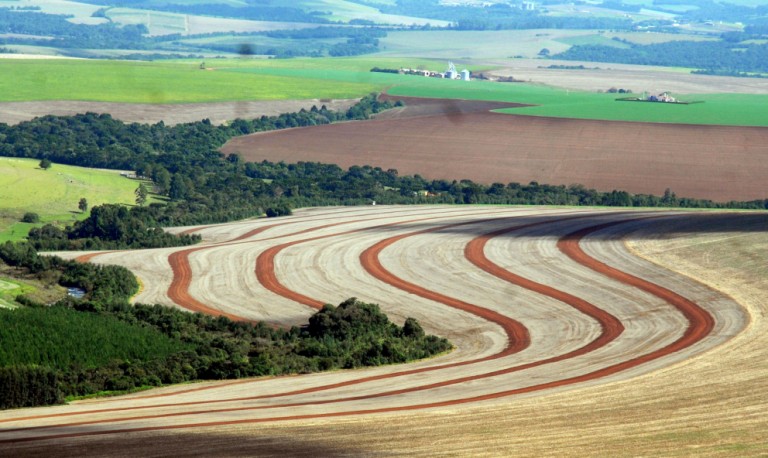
[0,158,149,242]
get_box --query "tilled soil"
[0,99,359,126]
[3,206,748,454]
[222,96,768,202]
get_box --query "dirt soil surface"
[222,96,768,202]
[486,58,768,94]
[0,99,359,126]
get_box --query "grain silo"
[461,69,470,81]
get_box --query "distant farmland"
[4,58,768,126]
[222,96,768,202]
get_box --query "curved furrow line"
[0,211,612,432]
[557,221,716,367]
[253,208,531,310]
[0,215,719,443]
[166,207,465,317]
[74,206,418,266]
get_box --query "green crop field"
[385,81,768,126]
[0,59,379,104]
[0,158,151,242]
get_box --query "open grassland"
[0,158,144,242]
[0,206,759,456]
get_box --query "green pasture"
[0,158,148,242]
[0,59,379,103]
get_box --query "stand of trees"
[0,290,451,409]
[28,204,202,251]
[0,8,149,50]
[556,40,768,75]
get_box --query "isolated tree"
[538,48,550,57]
[78,198,88,213]
[135,184,148,206]
[21,212,39,223]
[152,167,171,194]
[39,159,52,170]
[238,43,254,56]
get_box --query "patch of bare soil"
[485,58,768,94]
[0,99,359,126]
[222,96,768,202]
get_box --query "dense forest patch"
[0,296,451,409]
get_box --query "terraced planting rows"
[0,205,748,451]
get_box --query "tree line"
[0,8,149,50]
[0,288,451,409]
[556,39,768,75]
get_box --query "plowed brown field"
[0,99,358,126]
[221,96,768,202]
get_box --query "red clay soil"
[221,96,768,202]
[0,217,716,443]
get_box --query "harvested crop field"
[222,96,768,202]
[2,205,761,456]
[0,99,359,126]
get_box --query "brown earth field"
[221,96,768,202]
[0,99,359,126]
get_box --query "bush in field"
[21,212,39,223]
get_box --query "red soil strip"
[0,217,718,443]
[222,97,768,202]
